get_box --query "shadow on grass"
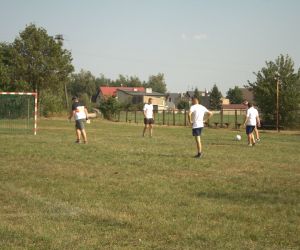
[196,190,299,205]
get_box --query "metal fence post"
[163,110,165,125]
[235,110,238,129]
[220,108,224,128]
[126,110,128,123]
[173,110,175,126]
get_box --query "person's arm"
[143,106,147,118]
[188,110,192,125]
[84,107,89,120]
[68,110,74,120]
[204,111,213,122]
[243,115,248,127]
[256,113,261,127]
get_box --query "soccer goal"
[0,92,38,135]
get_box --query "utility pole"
[275,72,280,132]
[55,34,69,110]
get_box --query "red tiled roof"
[100,87,145,97]
[222,104,247,110]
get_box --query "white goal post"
[0,92,38,135]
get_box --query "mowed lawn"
[0,119,300,250]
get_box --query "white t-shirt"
[246,107,259,126]
[72,102,87,120]
[189,104,209,128]
[143,104,153,119]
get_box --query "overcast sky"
[1,0,299,94]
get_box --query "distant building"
[95,86,145,103]
[165,93,184,109]
[117,88,166,110]
[222,103,247,115]
[185,90,210,108]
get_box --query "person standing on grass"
[143,98,154,137]
[188,97,213,158]
[243,100,261,142]
[68,96,89,144]
[243,102,260,147]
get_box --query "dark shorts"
[192,127,203,136]
[246,125,255,135]
[144,118,154,125]
[75,119,85,130]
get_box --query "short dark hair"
[72,96,78,101]
[247,102,253,108]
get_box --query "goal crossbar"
[0,92,38,135]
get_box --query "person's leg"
[254,127,260,141]
[149,124,153,137]
[143,124,148,137]
[246,126,251,145]
[251,133,256,145]
[81,129,88,143]
[76,129,81,142]
[195,136,202,154]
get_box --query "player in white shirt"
[68,96,89,144]
[143,98,154,137]
[243,100,260,142]
[243,102,261,146]
[188,97,213,158]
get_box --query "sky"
[0,0,300,94]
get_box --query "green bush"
[40,90,65,117]
[99,96,121,120]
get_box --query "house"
[117,88,166,110]
[222,103,247,115]
[185,90,210,108]
[96,86,145,103]
[165,93,184,109]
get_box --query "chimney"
[146,88,152,93]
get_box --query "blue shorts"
[246,125,255,135]
[192,127,203,136]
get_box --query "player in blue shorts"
[188,97,213,158]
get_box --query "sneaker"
[83,141,88,144]
[256,138,261,142]
[194,153,203,158]
[248,143,252,147]
[75,140,81,144]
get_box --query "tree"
[145,73,167,93]
[226,86,243,104]
[0,42,12,83]
[210,84,222,110]
[9,24,74,113]
[177,99,190,110]
[247,54,300,127]
[193,87,201,101]
[69,70,96,99]
[95,74,112,88]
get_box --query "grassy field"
[0,119,300,249]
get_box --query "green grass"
[0,119,300,249]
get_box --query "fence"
[115,109,246,129]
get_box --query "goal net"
[0,92,38,135]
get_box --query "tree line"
[0,24,167,116]
[0,24,299,127]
